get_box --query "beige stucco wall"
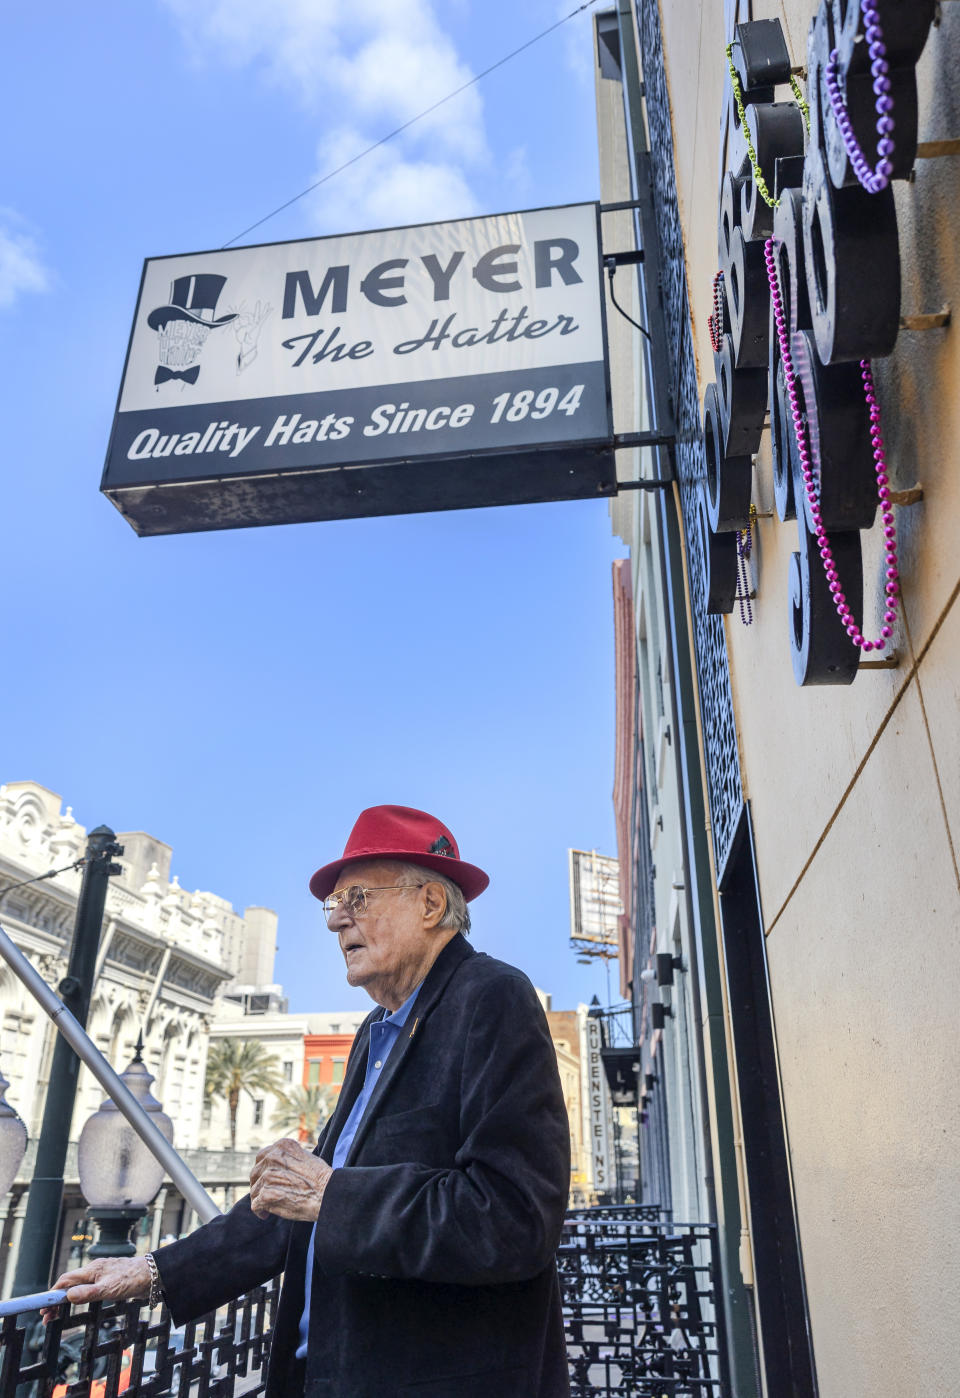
[654,0,960,1393]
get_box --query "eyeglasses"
[321,884,424,919]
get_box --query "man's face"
[326,860,441,1008]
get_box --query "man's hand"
[249,1138,332,1222]
[41,1257,151,1323]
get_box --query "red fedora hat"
[308,805,490,903]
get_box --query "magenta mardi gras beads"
[825,0,896,194]
[764,237,899,651]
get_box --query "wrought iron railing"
[0,1278,277,1397]
[0,1209,727,1396]
[561,1208,730,1396]
[596,1003,637,1049]
[567,1204,664,1226]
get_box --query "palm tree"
[271,1085,334,1142]
[204,1039,285,1150]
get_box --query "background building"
[198,1007,368,1154]
[302,1014,369,1098]
[0,781,250,1149]
[198,1009,310,1155]
[545,1008,588,1202]
[0,779,276,1290]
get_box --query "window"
[253,1099,264,1126]
[282,1061,294,1081]
[332,1059,345,1084]
[307,1059,321,1085]
[201,1100,212,1127]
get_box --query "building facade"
[0,779,277,1292]
[197,1008,368,1154]
[595,2,960,1396]
[0,782,265,1147]
[545,1008,588,1201]
[303,1013,369,1098]
[198,1010,311,1155]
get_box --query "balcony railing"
[0,1279,278,1398]
[0,1208,728,1396]
[561,1207,730,1396]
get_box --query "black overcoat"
[155,934,572,1397]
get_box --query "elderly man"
[51,806,572,1398]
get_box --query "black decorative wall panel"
[635,0,744,876]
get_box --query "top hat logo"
[148,274,237,332]
[147,273,237,388]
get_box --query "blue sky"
[1,0,626,1013]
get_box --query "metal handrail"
[0,1290,67,1318]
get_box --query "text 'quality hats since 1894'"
[309,805,489,903]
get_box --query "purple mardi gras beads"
[764,237,899,651]
[825,0,896,194]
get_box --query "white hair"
[394,861,471,934]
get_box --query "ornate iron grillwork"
[567,1205,665,1225]
[0,1279,277,1397]
[634,0,744,877]
[0,1215,728,1398]
[561,1208,729,1395]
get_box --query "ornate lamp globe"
[0,1071,27,1200]
[78,1035,174,1257]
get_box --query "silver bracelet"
[144,1252,164,1309]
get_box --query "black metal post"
[612,1106,623,1204]
[12,826,122,1294]
[635,1106,643,1199]
[88,1206,147,1258]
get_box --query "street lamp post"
[78,1037,173,1259]
[12,825,122,1295]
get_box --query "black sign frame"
[100,201,616,536]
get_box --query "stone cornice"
[104,927,231,1005]
[2,859,231,992]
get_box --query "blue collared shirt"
[296,985,421,1360]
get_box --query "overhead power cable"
[223,0,604,248]
[0,859,87,910]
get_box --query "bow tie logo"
[155,364,201,386]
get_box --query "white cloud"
[160,0,488,229]
[161,0,348,80]
[308,128,479,234]
[0,213,50,311]
[339,32,485,163]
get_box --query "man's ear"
[422,881,447,929]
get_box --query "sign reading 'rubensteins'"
[584,1014,612,1194]
[102,203,614,535]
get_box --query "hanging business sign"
[101,203,614,535]
[583,1013,614,1195]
